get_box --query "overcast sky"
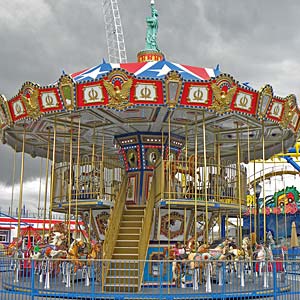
[1,0,300,213]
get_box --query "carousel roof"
[70,60,220,82]
[0,1,299,162]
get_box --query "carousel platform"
[1,270,291,300]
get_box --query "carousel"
[0,1,299,299]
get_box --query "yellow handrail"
[137,162,162,290]
[102,174,127,284]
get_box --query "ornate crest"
[165,71,182,108]
[280,94,296,129]
[0,94,12,126]
[20,82,41,120]
[103,70,133,110]
[58,75,76,111]
[257,84,273,119]
[210,75,237,114]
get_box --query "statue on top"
[145,0,160,52]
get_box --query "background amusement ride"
[0,0,300,299]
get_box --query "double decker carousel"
[0,1,299,299]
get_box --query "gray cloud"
[1,0,300,211]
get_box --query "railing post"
[273,261,277,300]
[31,259,35,300]
[91,261,95,300]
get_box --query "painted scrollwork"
[103,70,133,110]
[0,94,11,126]
[280,94,296,129]
[20,82,41,120]
[58,75,76,111]
[257,84,273,119]
[211,75,237,114]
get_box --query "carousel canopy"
[0,1,299,162]
[70,60,220,82]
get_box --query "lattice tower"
[102,0,127,63]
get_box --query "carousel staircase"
[104,205,146,292]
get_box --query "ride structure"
[0,1,300,298]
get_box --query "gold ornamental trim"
[103,70,133,110]
[165,71,182,108]
[186,85,209,104]
[211,75,237,114]
[58,75,75,111]
[20,82,41,120]
[280,94,296,129]
[82,84,105,104]
[134,83,158,102]
[257,84,273,119]
[0,94,12,126]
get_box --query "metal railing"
[102,175,127,280]
[0,256,299,299]
[138,162,162,289]
[159,159,247,207]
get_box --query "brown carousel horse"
[188,243,210,289]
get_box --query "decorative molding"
[20,82,41,120]
[58,75,75,111]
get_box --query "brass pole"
[247,121,251,236]
[236,123,242,246]
[253,147,257,243]
[184,208,187,246]
[37,157,43,219]
[161,129,164,201]
[184,125,188,199]
[89,208,92,241]
[17,128,26,240]
[10,144,17,216]
[262,120,266,244]
[100,129,104,199]
[43,130,50,240]
[168,112,171,294]
[61,133,66,204]
[75,118,81,236]
[91,127,96,198]
[202,110,209,244]
[194,113,198,245]
[68,119,73,247]
[49,116,57,231]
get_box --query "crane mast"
[102,0,127,63]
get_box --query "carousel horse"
[167,242,187,288]
[86,241,102,283]
[87,241,102,260]
[266,231,276,249]
[188,243,209,290]
[7,238,22,256]
[63,238,90,288]
[241,236,252,273]
[253,243,273,288]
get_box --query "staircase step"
[117,233,140,240]
[119,227,141,234]
[105,275,139,285]
[126,205,146,209]
[103,284,138,293]
[120,220,143,227]
[112,253,138,259]
[123,209,145,216]
[122,215,144,221]
[107,268,139,277]
[107,261,139,269]
[115,240,139,247]
[114,246,138,254]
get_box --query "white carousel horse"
[254,243,273,288]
